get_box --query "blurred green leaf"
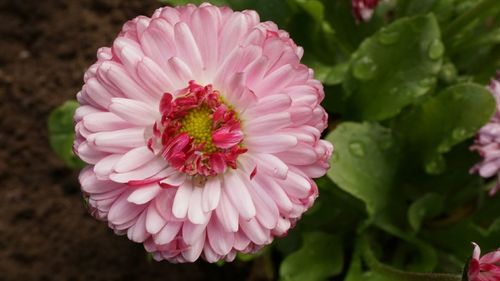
[48,101,84,169]
[326,122,402,221]
[397,0,456,23]
[322,0,383,54]
[279,232,343,281]
[312,62,349,85]
[293,0,324,23]
[408,193,444,232]
[393,83,495,174]
[346,235,461,281]
[342,14,443,121]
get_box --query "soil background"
[0,1,257,280]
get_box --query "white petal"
[202,177,221,212]
[215,190,239,232]
[172,181,193,219]
[223,171,256,220]
[188,187,209,224]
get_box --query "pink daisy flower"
[352,0,381,23]
[74,3,332,263]
[468,243,500,281]
[471,73,500,196]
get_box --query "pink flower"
[468,243,500,281]
[352,0,381,22]
[471,73,500,195]
[74,3,332,263]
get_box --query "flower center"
[180,106,216,153]
[148,81,247,177]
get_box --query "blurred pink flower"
[74,3,332,263]
[471,73,500,195]
[352,0,381,22]
[468,243,500,281]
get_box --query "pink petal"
[187,187,210,224]
[215,190,239,232]
[245,134,297,153]
[172,181,194,219]
[109,98,158,126]
[207,217,234,255]
[114,146,155,173]
[153,221,182,245]
[146,203,166,234]
[223,171,256,220]
[202,177,221,212]
[212,127,244,149]
[127,184,161,204]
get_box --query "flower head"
[352,0,381,23]
[74,3,332,262]
[471,73,500,195]
[468,243,500,281]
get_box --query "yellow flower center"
[180,106,216,153]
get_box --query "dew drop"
[437,143,449,153]
[349,141,365,157]
[452,127,467,139]
[428,40,444,60]
[378,29,399,45]
[352,56,377,81]
[439,63,457,83]
[419,77,436,88]
[425,158,445,174]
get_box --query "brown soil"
[0,1,255,280]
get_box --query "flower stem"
[444,0,499,41]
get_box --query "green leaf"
[393,83,495,174]
[312,62,349,85]
[397,0,456,23]
[48,101,84,169]
[279,232,343,281]
[342,14,443,121]
[350,235,461,281]
[322,0,383,54]
[293,0,324,23]
[408,193,444,232]
[326,122,401,219]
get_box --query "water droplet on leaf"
[437,143,449,153]
[452,127,467,139]
[419,77,436,88]
[425,158,445,174]
[353,57,377,81]
[378,29,399,45]
[349,141,365,157]
[428,40,444,60]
